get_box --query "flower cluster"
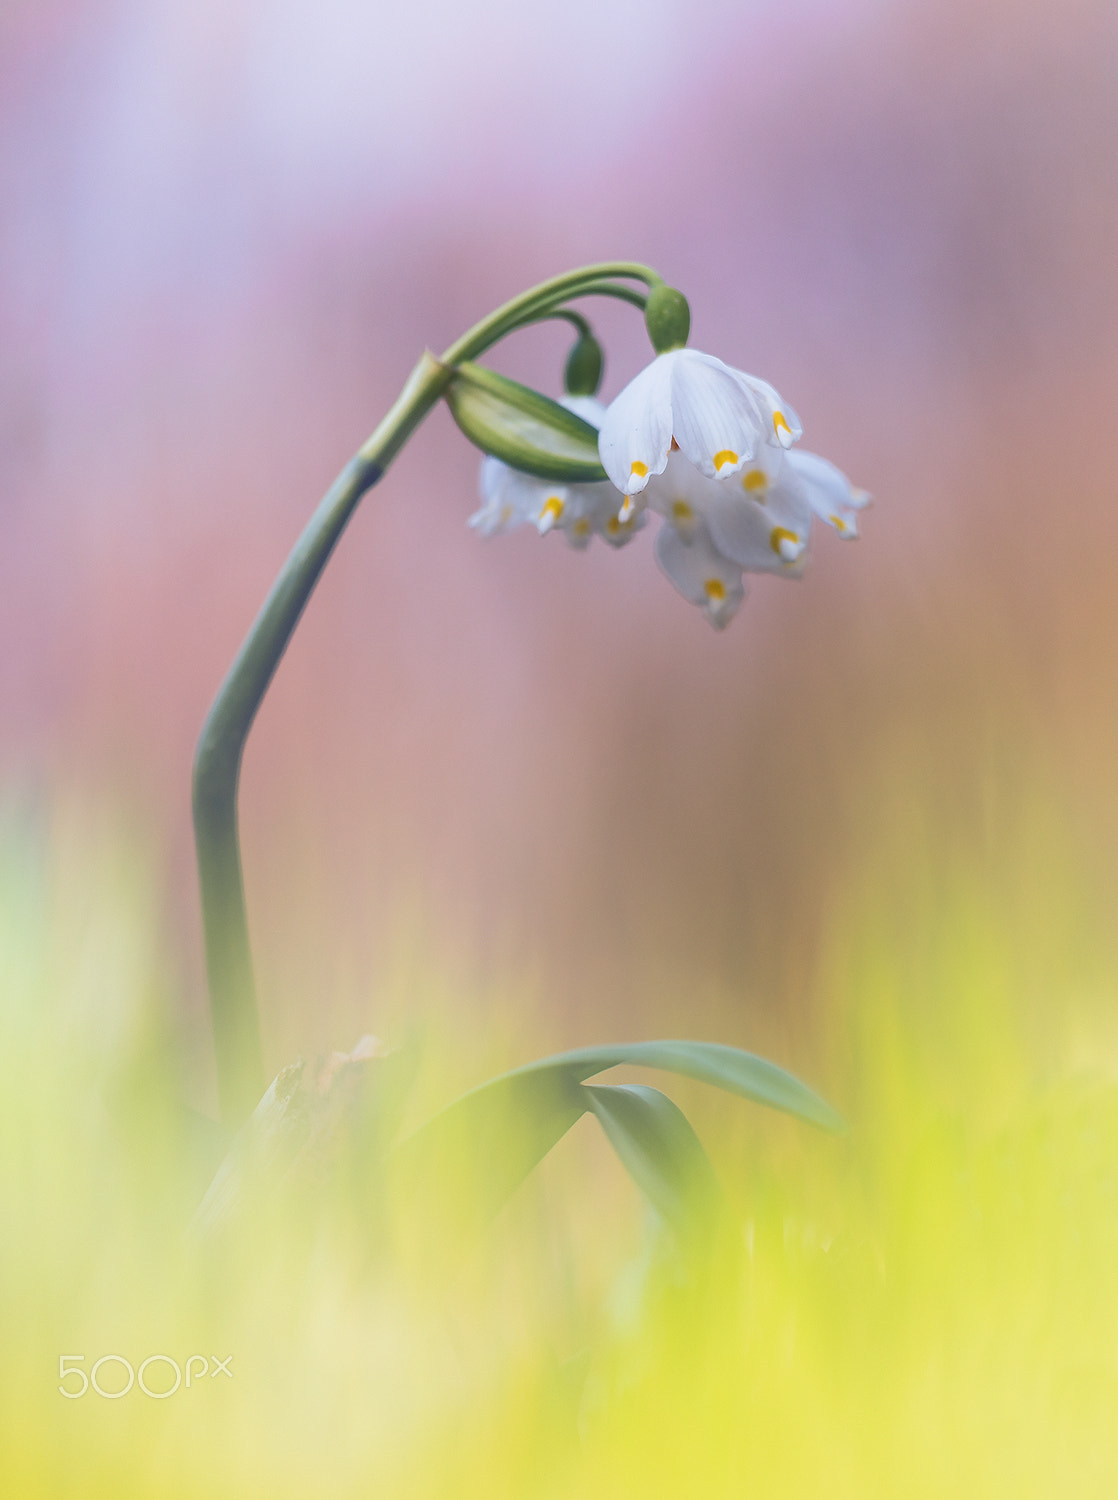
[470,348,868,629]
[469,396,647,551]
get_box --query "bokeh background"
[6,0,1118,1094]
[4,0,1118,1490]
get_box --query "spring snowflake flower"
[706,447,869,567]
[647,445,870,626]
[639,442,800,560]
[597,349,803,508]
[781,449,870,539]
[469,397,644,550]
[462,281,868,630]
[654,516,747,630]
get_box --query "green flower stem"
[194,262,663,1128]
[510,282,651,340]
[443,263,660,364]
[193,350,453,1127]
[552,279,650,312]
[521,307,593,338]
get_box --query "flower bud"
[644,285,691,354]
[564,331,604,397]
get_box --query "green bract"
[444,361,608,483]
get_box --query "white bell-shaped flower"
[705,446,869,567]
[782,449,870,539]
[469,455,559,536]
[654,516,746,630]
[469,397,643,550]
[706,449,814,573]
[466,337,868,631]
[597,349,802,500]
[636,450,719,542]
[640,443,807,573]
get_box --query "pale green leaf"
[583,1083,722,1237]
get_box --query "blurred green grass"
[3,765,1117,1498]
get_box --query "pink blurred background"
[3,0,1118,1108]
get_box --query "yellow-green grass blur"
[3,752,1117,1496]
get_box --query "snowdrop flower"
[598,351,802,509]
[596,282,803,523]
[654,516,746,630]
[469,397,643,550]
[650,443,871,626]
[783,449,870,539]
[638,442,805,570]
[707,447,870,568]
[464,281,868,630]
[638,440,770,540]
[706,448,813,571]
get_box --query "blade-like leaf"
[389,1038,841,1235]
[576,1040,846,1133]
[444,361,608,482]
[583,1083,722,1238]
[416,1040,843,1135]
[387,1065,589,1234]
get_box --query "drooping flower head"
[597,283,802,516]
[598,349,803,506]
[461,277,868,629]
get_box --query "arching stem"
[194,263,661,1127]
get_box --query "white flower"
[707,447,870,568]
[469,455,559,536]
[469,397,644,550]
[648,443,871,627]
[705,449,813,572]
[466,348,869,633]
[640,443,807,571]
[654,516,746,630]
[782,449,870,539]
[597,349,803,503]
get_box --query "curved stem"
[194,263,660,1127]
[504,281,650,343]
[518,307,592,338]
[562,279,649,312]
[443,262,660,364]
[194,351,452,1126]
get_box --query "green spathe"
[444,361,608,482]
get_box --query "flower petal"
[534,484,571,535]
[669,350,765,482]
[470,456,536,535]
[561,394,608,428]
[784,449,870,538]
[707,464,812,576]
[564,479,627,546]
[654,517,746,629]
[597,354,675,497]
[731,441,786,501]
[601,505,648,549]
[641,451,725,541]
[731,372,803,450]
